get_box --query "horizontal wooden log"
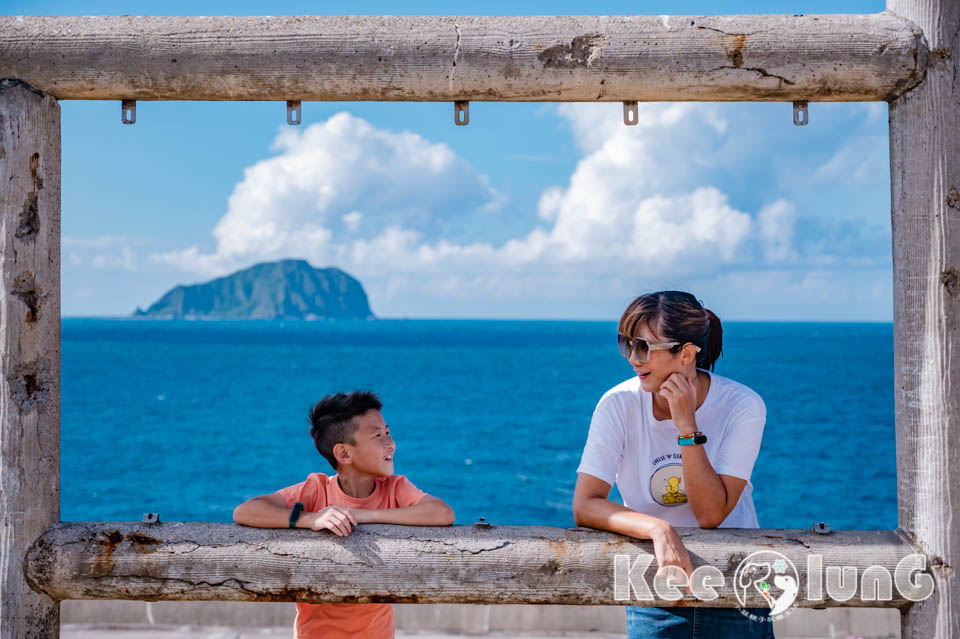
[25,523,931,608]
[0,14,926,102]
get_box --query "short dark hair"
[308,391,383,470]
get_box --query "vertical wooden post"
[887,0,960,637]
[0,79,61,638]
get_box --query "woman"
[573,291,773,639]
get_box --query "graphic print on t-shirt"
[649,461,687,507]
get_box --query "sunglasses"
[617,334,701,363]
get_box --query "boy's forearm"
[364,499,455,526]
[235,496,456,529]
[233,498,291,528]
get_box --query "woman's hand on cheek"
[659,373,697,432]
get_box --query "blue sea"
[62,319,896,530]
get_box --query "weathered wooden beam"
[26,523,930,608]
[0,14,926,102]
[888,0,960,637]
[0,79,61,639]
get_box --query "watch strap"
[289,501,304,528]
[678,432,708,446]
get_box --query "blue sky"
[15,0,893,320]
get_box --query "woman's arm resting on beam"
[573,472,692,579]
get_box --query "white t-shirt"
[577,371,766,528]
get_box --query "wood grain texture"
[0,79,61,639]
[25,523,925,608]
[0,14,926,102]
[888,0,960,636]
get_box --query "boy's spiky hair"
[308,391,383,470]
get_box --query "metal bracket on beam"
[793,101,809,126]
[623,101,638,126]
[454,100,469,126]
[286,100,302,125]
[121,100,136,125]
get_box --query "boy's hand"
[305,506,359,536]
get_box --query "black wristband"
[289,501,304,528]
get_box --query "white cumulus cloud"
[521,103,753,270]
[155,112,500,276]
[153,106,801,317]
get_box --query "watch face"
[694,434,707,445]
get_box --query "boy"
[233,391,455,639]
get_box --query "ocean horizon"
[62,318,896,531]
[62,315,896,323]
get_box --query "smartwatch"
[289,501,304,528]
[678,432,707,446]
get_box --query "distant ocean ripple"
[61,319,896,530]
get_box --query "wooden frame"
[1,2,956,636]
[0,14,925,102]
[24,523,928,608]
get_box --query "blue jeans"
[626,606,776,639]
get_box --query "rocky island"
[134,260,374,320]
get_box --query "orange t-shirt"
[278,473,428,639]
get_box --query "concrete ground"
[60,601,902,639]
[62,627,626,639]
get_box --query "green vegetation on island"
[134,260,374,320]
